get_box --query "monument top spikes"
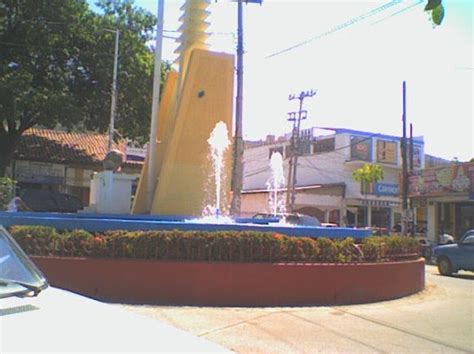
[228,0,263,4]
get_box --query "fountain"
[207,121,231,219]
[267,152,286,217]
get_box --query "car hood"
[433,243,459,253]
[0,287,229,353]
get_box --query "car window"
[0,226,48,298]
[464,230,474,238]
[462,235,474,245]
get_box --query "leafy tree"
[0,0,172,176]
[352,164,384,195]
[0,177,16,210]
[425,0,444,26]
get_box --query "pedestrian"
[6,197,29,212]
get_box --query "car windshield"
[0,225,48,298]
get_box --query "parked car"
[19,188,84,213]
[321,222,338,228]
[432,229,474,276]
[421,233,455,260]
[252,213,322,226]
[0,225,229,352]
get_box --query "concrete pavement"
[118,265,473,353]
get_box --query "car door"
[458,231,474,270]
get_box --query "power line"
[244,166,270,178]
[265,0,403,59]
[371,0,423,26]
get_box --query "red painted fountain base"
[31,256,425,306]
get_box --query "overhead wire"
[371,0,424,26]
[265,0,404,59]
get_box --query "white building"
[242,127,425,230]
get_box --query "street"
[119,265,473,353]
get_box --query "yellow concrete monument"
[132,0,235,216]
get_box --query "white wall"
[243,130,422,220]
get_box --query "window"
[376,140,397,164]
[299,140,312,155]
[350,136,372,161]
[269,146,284,159]
[462,235,474,244]
[313,138,335,154]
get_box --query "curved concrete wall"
[32,257,425,306]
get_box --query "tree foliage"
[352,164,384,194]
[425,0,444,26]
[0,0,172,176]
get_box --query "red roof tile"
[14,128,143,167]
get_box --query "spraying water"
[267,152,286,216]
[207,121,231,218]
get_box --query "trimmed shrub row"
[10,226,421,263]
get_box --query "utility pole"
[286,90,316,212]
[409,123,415,236]
[230,0,262,217]
[108,28,120,152]
[230,0,244,216]
[401,81,409,236]
[409,123,414,172]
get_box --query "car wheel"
[437,257,453,276]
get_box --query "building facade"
[6,128,143,208]
[409,161,474,242]
[242,127,425,231]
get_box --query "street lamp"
[146,0,165,209]
[103,28,120,153]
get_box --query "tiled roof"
[14,128,143,167]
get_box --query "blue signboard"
[375,183,399,196]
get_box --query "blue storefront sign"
[375,183,399,197]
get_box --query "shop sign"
[350,136,372,161]
[411,198,427,208]
[375,183,399,196]
[408,162,474,197]
[126,146,146,162]
[354,199,400,207]
[376,140,397,165]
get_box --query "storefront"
[409,162,474,242]
[346,198,400,231]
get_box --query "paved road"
[119,265,473,353]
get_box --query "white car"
[0,226,229,353]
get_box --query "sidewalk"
[118,266,473,353]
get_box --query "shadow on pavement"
[450,273,474,280]
[432,273,474,281]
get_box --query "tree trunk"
[0,131,20,177]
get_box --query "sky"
[91,0,473,161]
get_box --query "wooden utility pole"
[286,90,316,212]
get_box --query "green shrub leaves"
[9,226,421,263]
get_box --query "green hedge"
[10,226,421,263]
[0,177,16,210]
